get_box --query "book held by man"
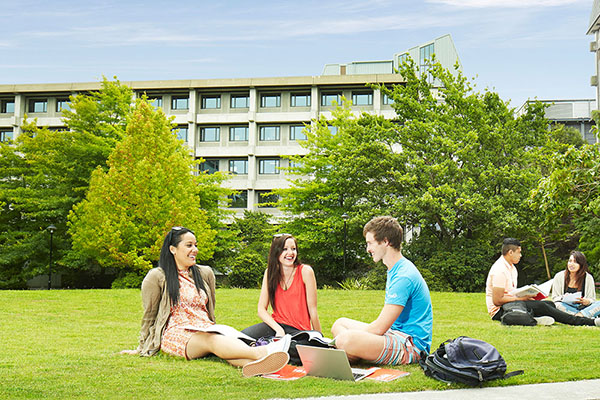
[511,279,552,300]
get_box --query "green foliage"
[277,59,553,290]
[68,100,223,278]
[231,210,275,256]
[111,272,146,289]
[210,210,274,276]
[227,252,265,288]
[0,78,134,288]
[531,143,600,278]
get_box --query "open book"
[511,279,552,300]
[261,365,409,382]
[562,291,582,303]
[182,324,255,344]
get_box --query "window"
[200,127,220,142]
[397,53,409,66]
[230,94,249,108]
[229,159,248,175]
[289,159,303,170]
[229,126,248,141]
[0,129,13,142]
[28,99,48,113]
[1,99,15,113]
[199,159,219,174]
[257,191,278,208]
[420,43,434,68]
[321,93,340,106]
[56,98,70,112]
[290,125,307,141]
[352,92,373,106]
[383,94,394,105]
[149,97,163,108]
[259,126,280,141]
[328,125,338,135]
[291,93,311,107]
[260,93,281,108]
[229,191,248,208]
[171,96,189,110]
[201,95,221,109]
[419,43,433,71]
[259,159,280,174]
[174,126,188,142]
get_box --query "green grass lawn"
[1,289,599,399]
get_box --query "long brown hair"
[267,234,301,311]
[564,251,589,291]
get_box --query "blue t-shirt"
[385,257,433,353]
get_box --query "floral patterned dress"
[160,269,214,358]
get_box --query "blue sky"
[0,0,595,108]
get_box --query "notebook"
[296,345,376,381]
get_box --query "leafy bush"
[227,252,265,288]
[405,234,495,292]
[337,277,370,290]
[111,271,145,289]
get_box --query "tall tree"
[0,78,133,288]
[278,60,552,291]
[68,100,227,287]
[531,143,600,278]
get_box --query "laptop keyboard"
[352,372,365,381]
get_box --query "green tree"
[531,143,600,278]
[277,60,552,291]
[0,78,133,288]
[68,100,226,286]
[211,210,275,285]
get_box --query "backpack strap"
[504,370,524,379]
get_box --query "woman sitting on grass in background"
[242,234,321,339]
[551,251,600,319]
[120,227,290,377]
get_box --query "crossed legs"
[331,318,386,363]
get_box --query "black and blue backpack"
[420,336,524,386]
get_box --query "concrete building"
[0,35,460,216]
[519,99,598,144]
[588,0,600,109]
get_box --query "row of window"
[229,190,278,208]
[200,158,283,175]
[199,125,308,142]
[1,90,392,115]
[0,99,70,114]
[151,91,377,111]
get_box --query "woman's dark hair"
[158,227,207,305]
[564,250,589,292]
[267,234,301,311]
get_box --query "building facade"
[0,36,460,216]
[520,99,598,144]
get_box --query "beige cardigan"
[551,270,596,302]
[137,265,216,356]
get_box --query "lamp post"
[341,213,349,274]
[47,225,56,290]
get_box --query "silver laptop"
[296,345,374,381]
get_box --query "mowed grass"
[1,288,599,399]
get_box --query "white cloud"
[427,0,585,8]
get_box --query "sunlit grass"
[1,289,598,399]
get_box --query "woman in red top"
[242,234,321,339]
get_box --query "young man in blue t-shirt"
[331,216,433,365]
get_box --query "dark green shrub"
[111,271,145,288]
[228,252,265,288]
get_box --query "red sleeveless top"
[271,264,311,330]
